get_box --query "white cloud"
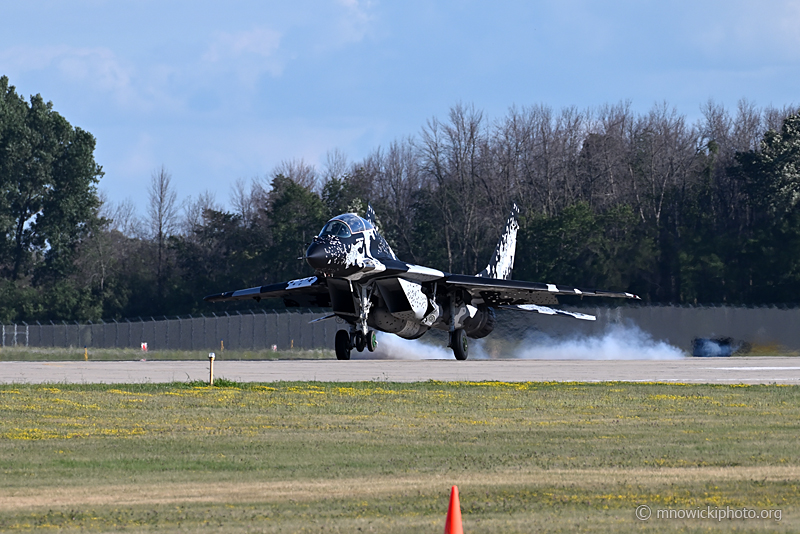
[1,45,132,92]
[202,27,284,85]
[56,48,133,93]
[0,44,169,110]
[333,0,375,45]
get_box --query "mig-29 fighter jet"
[205,205,639,360]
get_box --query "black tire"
[354,331,367,352]
[366,330,378,352]
[450,329,468,360]
[335,330,351,360]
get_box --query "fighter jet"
[204,204,639,360]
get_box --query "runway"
[1,357,799,384]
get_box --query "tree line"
[2,74,800,322]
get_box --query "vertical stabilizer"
[365,203,378,227]
[476,204,519,280]
[365,203,398,260]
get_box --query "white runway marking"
[708,366,800,371]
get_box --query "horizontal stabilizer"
[502,304,596,321]
[308,314,336,324]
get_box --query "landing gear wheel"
[366,330,378,352]
[450,329,468,360]
[353,331,367,352]
[335,330,351,360]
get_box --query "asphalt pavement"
[1,357,798,384]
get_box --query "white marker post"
[208,352,215,386]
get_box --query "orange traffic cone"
[444,485,463,534]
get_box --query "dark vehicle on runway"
[205,205,639,360]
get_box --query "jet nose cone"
[305,242,328,270]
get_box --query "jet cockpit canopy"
[319,213,374,237]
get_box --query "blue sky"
[2,0,799,214]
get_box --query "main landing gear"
[335,330,351,360]
[449,328,468,361]
[335,329,378,360]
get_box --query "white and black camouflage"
[205,204,639,360]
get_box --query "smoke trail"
[514,323,684,360]
[357,323,683,360]
[350,332,491,360]
[353,332,456,360]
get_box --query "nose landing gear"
[354,331,367,352]
[366,330,378,352]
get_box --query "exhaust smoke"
[512,323,684,360]
[361,323,684,360]
[359,332,483,360]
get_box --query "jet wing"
[444,274,639,306]
[203,276,331,308]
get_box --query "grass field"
[1,381,798,532]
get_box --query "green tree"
[0,76,103,320]
[737,112,800,222]
[733,112,800,302]
[265,175,327,283]
[515,203,655,295]
[321,167,373,219]
[171,209,264,313]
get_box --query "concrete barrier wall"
[2,306,799,352]
[1,311,341,351]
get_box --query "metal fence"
[1,310,340,351]
[3,305,800,352]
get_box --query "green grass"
[0,346,334,361]
[1,381,798,532]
